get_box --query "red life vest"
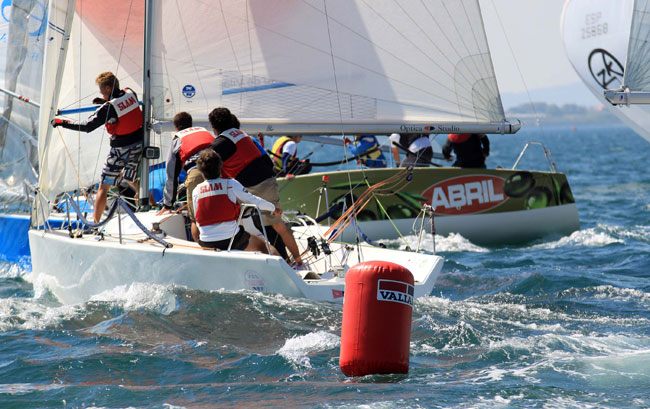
[194,178,240,227]
[448,133,471,143]
[176,127,215,165]
[219,128,262,178]
[105,89,143,136]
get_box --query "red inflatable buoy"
[339,260,414,376]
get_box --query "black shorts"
[199,227,250,251]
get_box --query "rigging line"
[488,0,548,138]
[322,0,362,253]
[357,165,411,249]
[174,0,210,114]
[245,0,254,112]
[218,0,242,78]
[55,127,90,203]
[439,0,490,107]
[368,0,476,92]
[245,2,480,109]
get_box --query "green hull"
[278,167,580,245]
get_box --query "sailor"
[51,71,143,224]
[442,133,490,168]
[345,135,387,168]
[208,107,304,266]
[193,149,280,254]
[156,112,216,240]
[271,135,311,176]
[388,133,433,167]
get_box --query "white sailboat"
[27,0,446,305]
[561,0,650,143]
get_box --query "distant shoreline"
[506,102,622,125]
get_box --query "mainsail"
[150,0,512,135]
[36,0,517,219]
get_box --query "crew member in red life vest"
[192,149,281,254]
[208,107,304,266]
[442,133,490,168]
[157,112,215,241]
[51,71,144,224]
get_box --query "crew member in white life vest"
[192,149,281,254]
[157,112,216,240]
[208,107,303,265]
[51,71,144,224]
[389,133,433,167]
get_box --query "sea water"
[1,124,649,408]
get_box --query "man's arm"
[480,134,489,157]
[54,103,114,133]
[231,179,275,212]
[442,139,453,159]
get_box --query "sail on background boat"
[0,0,46,208]
[561,0,650,144]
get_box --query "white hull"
[27,212,443,305]
[336,204,580,245]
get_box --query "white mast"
[140,0,154,206]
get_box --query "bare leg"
[245,235,280,256]
[127,181,140,202]
[272,221,302,263]
[94,184,110,223]
[191,222,200,242]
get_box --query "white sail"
[36,0,145,216]
[37,0,515,209]
[623,0,650,92]
[150,0,508,134]
[0,0,47,207]
[561,0,650,143]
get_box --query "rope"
[55,127,91,203]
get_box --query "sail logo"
[1,0,47,37]
[377,279,413,307]
[422,175,506,215]
[588,48,623,89]
[182,84,196,98]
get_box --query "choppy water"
[1,124,649,408]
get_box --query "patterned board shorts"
[101,142,143,186]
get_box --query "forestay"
[150,0,509,135]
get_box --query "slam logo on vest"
[422,175,506,215]
[377,279,414,307]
